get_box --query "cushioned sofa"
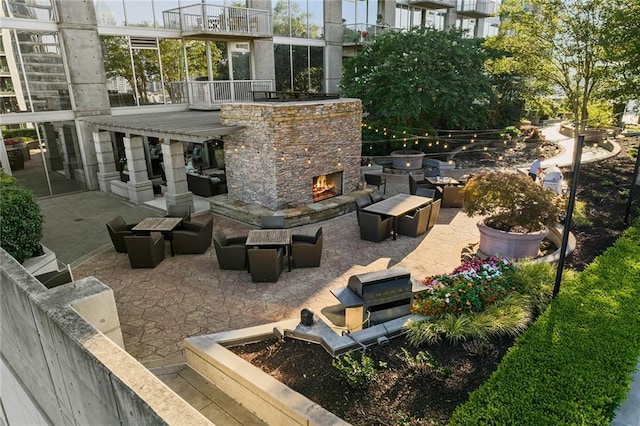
[187,173,227,197]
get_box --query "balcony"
[162,3,272,40]
[343,23,399,45]
[409,0,456,9]
[168,80,273,110]
[456,0,496,18]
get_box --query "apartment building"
[0,0,498,198]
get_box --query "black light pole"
[553,134,585,299]
[623,140,640,225]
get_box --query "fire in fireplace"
[313,172,343,202]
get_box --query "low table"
[132,217,183,256]
[425,176,460,186]
[246,229,292,271]
[363,193,433,240]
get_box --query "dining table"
[132,217,183,256]
[425,176,460,186]
[362,193,433,240]
[246,229,293,271]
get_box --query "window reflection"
[5,0,56,20]
[272,0,323,39]
[124,0,155,27]
[8,30,69,112]
[274,44,324,92]
[95,0,126,26]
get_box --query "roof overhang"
[79,110,242,143]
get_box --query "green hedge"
[2,128,37,139]
[450,215,640,425]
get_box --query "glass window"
[4,0,56,20]
[273,0,291,37]
[274,44,291,91]
[95,0,126,26]
[291,44,308,91]
[231,51,251,80]
[272,0,323,39]
[159,38,186,103]
[184,40,208,80]
[307,0,324,39]
[124,0,155,27]
[309,46,323,92]
[212,41,229,80]
[131,38,163,105]
[10,30,70,112]
[101,35,136,107]
[1,121,87,197]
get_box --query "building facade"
[0,0,499,198]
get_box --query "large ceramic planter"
[390,150,425,170]
[477,221,549,260]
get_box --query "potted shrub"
[462,171,565,260]
[0,171,44,263]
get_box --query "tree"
[341,27,495,130]
[272,0,321,38]
[485,0,612,133]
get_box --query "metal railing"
[162,3,271,36]
[456,0,496,15]
[168,80,273,106]
[342,23,399,44]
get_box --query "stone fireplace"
[219,99,362,210]
[313,171,343,202]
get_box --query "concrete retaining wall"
[0,249,211,426]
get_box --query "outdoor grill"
[331,268,413,331]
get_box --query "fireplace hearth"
[313,172,342,202]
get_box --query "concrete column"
[324,0,343,93]
[161,142,193,207]
[474,18,485,38]
[77,121,99,190]
[123,136,154,203]
[248,0,275,84]
[93,131,120,193]
[444,9,458,29]
[381,0,396,27]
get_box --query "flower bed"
[412,257,524,318]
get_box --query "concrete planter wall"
[390,150,425,170]
[477,221,549,260]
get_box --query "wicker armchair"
[248,247,285,282]
[172,217,213,254]
[106,216,138,253]
[364,173,386,194]
[357,211,393,242]
[441,186,464,208]
[397,205,431,237]
[260,215,285,229]
[124,234,165,268]
[213,229,248,270]
[427,199,441,230]
[370,191,384,204]
[292,227,323,268]
[166,204,191,222]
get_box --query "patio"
[69,173,480,363]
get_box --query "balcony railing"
[456,0,496,17]
[163,3,271,37]
[343,23,399,44]
[168,80,273,108]
[409,0,456,9]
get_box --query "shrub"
[462,171,565,232]
[412,257,524,318]
[0,171,43,263]
[332,350,386,389]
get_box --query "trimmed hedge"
[2,128,37,139]
[450,215,640,425]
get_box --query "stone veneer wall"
[220,99,362,210]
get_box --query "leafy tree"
[601,0,640,105]
[485,0,613,132]
[341,27,495,130]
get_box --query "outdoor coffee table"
[246,229,292,271]
[132,217,183,256]
[363,193,433,240]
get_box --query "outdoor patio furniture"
[213,229,248,270]
[172,217,213,254]
[35,265,73,289]
[106,216,138,253]
[124,234,165,268]
[357,211,393,242]
[427,199,441,230]
[370,191,384,203]
[416,187,437,199]
[166,204,191,222]
[409,175,437,197]
[397,204,432,237]
[364,173,386,194]
[355,195,373,210]
[441,185,465,208]
[362,193,433,240]
[292,227,323,267]
[260,215,285,229]
[248,247,285,282]
[187,173,226,197]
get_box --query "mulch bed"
[230,136,639,425]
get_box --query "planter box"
[477,221,549,260]
[22,244,58,276]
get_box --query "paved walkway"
[35,122,638,424]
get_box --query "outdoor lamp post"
[553,134,585,299]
